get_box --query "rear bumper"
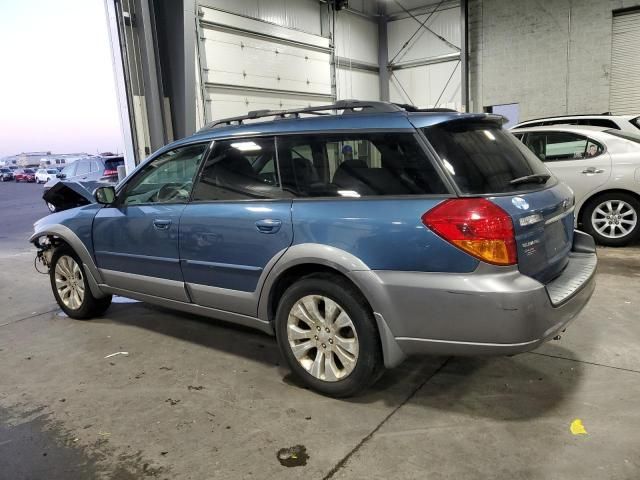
[350,230,597,366]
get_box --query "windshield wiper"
[509,173,551,186]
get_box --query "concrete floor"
[1,183,639,479]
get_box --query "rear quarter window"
[422,121,551,194]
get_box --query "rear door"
[179,137,293,316]
[522,130,612,204]
[420,118,576,283]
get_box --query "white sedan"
[35,168,59,184]
[512,125,640,246]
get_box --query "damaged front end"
[33,235,56,274]
[42,180,103,213]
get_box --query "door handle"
[153,219,172,230]
[581,167,604,174]
[255,219,282,234]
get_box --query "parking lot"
[0,182,637,479]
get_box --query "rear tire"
[275,273,383,398]
[582,192,640,247]
[50,246,112,319]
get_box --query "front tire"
[275,273,382,397]
[582,192,640,246]
[50,247,112,319]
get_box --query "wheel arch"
[577,188,640,227]
[30,225,106,297]
[257,244,406,368]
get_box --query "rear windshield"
[104,158,124,170]
[422,122,551,194]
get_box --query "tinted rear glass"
[422,122,551,194]
[104,158,124,170]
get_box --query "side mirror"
[56,173,65,179]
[94,186,116,205]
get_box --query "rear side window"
[75,161,91,176]
[422,122,550,194]
[276,133,447,197]
[581,119,618,129]
[524,132,603,161]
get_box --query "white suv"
[35,168,59,184]
[513,114,640,133]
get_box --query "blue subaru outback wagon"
[31,101,597,397]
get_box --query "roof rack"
[201,100,452,131]
[519,112,615,123]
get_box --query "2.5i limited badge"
[512,196,530,210]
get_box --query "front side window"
[122,144,208,205]
[191,138,284,201]
[276,133,447,197]
[525,132,603,161]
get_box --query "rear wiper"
[509,173,551,186]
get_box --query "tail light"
[103,169,118,176]
[422,198,517,265]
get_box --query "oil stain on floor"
[276,444,310,467]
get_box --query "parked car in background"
[512,125,640,246]
[31,101,597,397]
[43,156,125,211]
[36,168,59,184]
[0,167,14,181]
[14,168,36,182]
[513,114,640,133]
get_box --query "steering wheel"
[156,182,191,202]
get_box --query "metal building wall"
[335,10,380,100]
[386,1,463,110]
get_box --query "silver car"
[512,125,640,246]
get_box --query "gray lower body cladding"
[350,251,597,361]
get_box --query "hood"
[42,180,99,212]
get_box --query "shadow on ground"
[101,301,584,417]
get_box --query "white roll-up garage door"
[198,8,333,121]
[610,10,640,115]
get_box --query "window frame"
[186,130,455,204]
[522,131,606,163]
[114,141,214,207]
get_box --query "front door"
[179,137,293,315]
[93,143,210,301]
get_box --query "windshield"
[422,122,552,194]
[605,129,640,144]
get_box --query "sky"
[0,0,124,157]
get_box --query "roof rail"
[201,100,406,130]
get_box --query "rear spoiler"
[410,112,507,130]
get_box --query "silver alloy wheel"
[54,255,85,310]
[286,295,359,382]
[591,200,638,239]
